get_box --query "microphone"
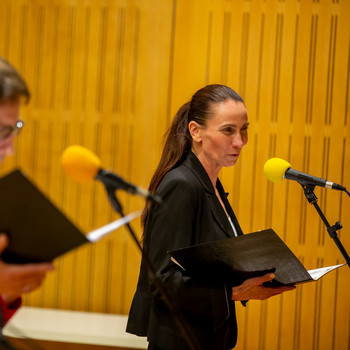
[61,145,162,203]
[264,158,347,191]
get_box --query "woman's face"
[192,99,249,172]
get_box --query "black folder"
[0,170,89,264]
[169,229,344,286]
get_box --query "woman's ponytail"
[141,102,191,227]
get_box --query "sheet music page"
[307,264,345,281]
[170,257,186,271]
[87,211,141,242]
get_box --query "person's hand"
[232,273,295,301]
[0,233,54,304]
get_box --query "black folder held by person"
[0,169,140,264]
[169,229,344,286]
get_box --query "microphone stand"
[301,184,350,268]
[105,186,202,350]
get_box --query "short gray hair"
[0,57,30,103]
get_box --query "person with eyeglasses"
[0,57,54,327]
[0,120,24,162]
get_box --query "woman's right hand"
[231,273,296,301]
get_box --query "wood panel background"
[0,0,349,349]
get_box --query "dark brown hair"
[0,57,30,103]
[142,84,244,227]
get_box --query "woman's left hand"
[231,273,295,301]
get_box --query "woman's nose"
[232,133,245,149]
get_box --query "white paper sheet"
[307,263,345,281]
[86,211,142,242]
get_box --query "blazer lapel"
[183,152,236,238]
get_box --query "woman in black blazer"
[126,84,294,350]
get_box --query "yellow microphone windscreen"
[61,145,101,183]
[263,158,291,183]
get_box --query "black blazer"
[126,152,244,350]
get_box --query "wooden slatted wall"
[0,0,349,349]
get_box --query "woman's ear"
[188,121,202,143]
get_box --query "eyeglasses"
[0,120,24,141]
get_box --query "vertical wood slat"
[221,12,231,84]
[271,13,283,123]
[112,8,125,114]
[165,0,177,127]
[0,0,349,349]
[345,36,350,127]
[325,14,337,126]
[254,12,265,123]
[239,12,249,98]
